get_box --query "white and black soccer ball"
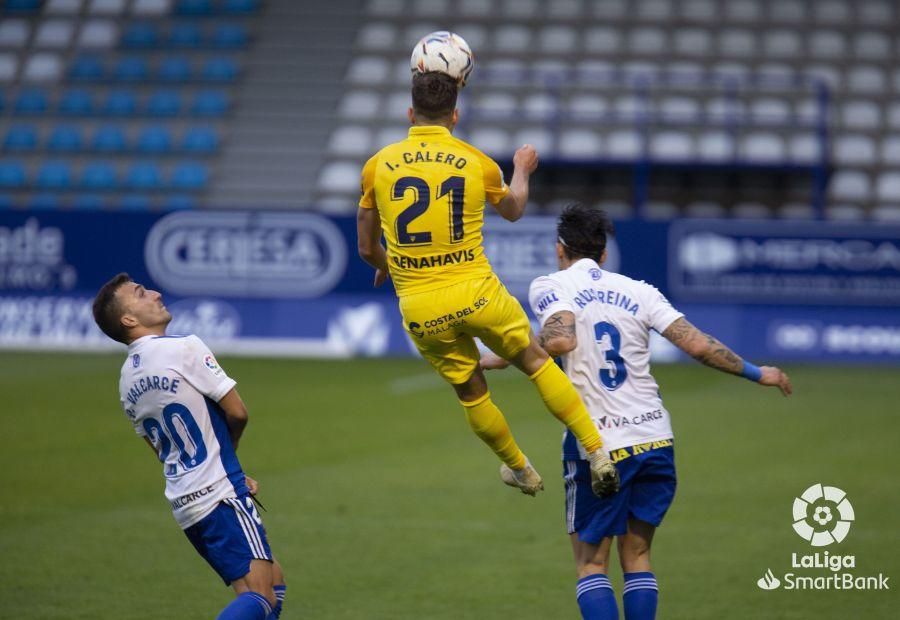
[410,31,474,87]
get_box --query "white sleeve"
[178,336,237,402]
[528,275,575,327]
[641,282,684,334]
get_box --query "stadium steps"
[206,0,364,208]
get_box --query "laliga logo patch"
[203,354,219,371]
[792,484,854,547]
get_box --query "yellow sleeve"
[358,154,378,209]
[480,154,510,206]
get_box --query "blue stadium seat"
[212,24,248,48]
[191,90,229,116]
[59,90,95,116]
[72,194,106,210]
[103,90,138,116]
[69,55,105,81]
[175,0,214,15]
[36,161,73,190]
[14,89,49,115]
[164,194,197,210]
[6,0,41,13]
[171,162,209,190]
[122,22,161,49]
[0,162,27,189]
[3,125,39,152]
[146,90,182,116]
[92,126,127,153]
[47,125,84,153]
[115,56,149,81]
[159,56,192,81]
[137,126,173,154]
[127,162,163,190]
[182,127,219,154]
[120,194,153,210]
[81,162,118,190]
[169,23,202,48]
[202,57,238,81]
[224,0,261,14]
[29,194,62,210]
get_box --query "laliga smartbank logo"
[756,484,889,592]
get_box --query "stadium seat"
[317,161,360,193]
[357,23,396,50]
[170,162,209,190]
[103,89,138,116]
[36,161,74,190]
[0,161,27,189]
[809,31,846,58]
[47,125,85,152]
[223,0,261,14]
[14,89,49,114]
[327,126,372,156]
[212,24,248,48]
[740,133,785,161]
[650,131,694,159]
[22,53,64,82]
[881,137,900,164]
[147,90,182,116]
[847,66,886,94]
[120,194,153,210]
[90,0,128,15]
[558,129,602,158]
[338,91,380,118]
[3,125,39,152]
[115,56,149,81]
[163,194,197,209]
[122,22,161,48]
[6,0,42,13]
[80,161,118,189]
[181,127,219,153]
[876,172,900,202]
[72,193,106,209]
[35,21,76,48]
[873,205,900,221]
[47,0,85,15]
[159,56,192,81]
[815,0,850,23]
[126,162,163,190]
[29,193,63,210]
[0,54,17,81]
[69,55,106,80]
[92,125,128,152]
[59,89,94,115]
[0,20,31,47]
[175,0,213,15]
[137,126,173,154]
[629,27,667,55]
[696,131,735,162]
[830,170,871,201]
[202,57,238,81]
[835,135,876,165]
[347,57,390,84]
[169,22,203,48]
[191,90,229,116]
[606,130,642,158]
[494,26,531,53]
[133,0,173,17]
[78,19,118,48]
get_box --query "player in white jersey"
[92,273,286,620]
[483,204,791,620]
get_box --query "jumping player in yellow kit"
[356,71,619,497]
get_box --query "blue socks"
[623,572,658,620]
[267,584,286,619]
[217,591,272,620]
[576,574,618,620]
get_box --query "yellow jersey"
[359,125,510,296]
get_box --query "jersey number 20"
[142,403,209,473]
[393,175,465,246]
[594,321,628,390]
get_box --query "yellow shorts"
[399,275,533,385]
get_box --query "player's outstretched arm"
[493,144,538,222]
[356,207,390,286]
[218,387,250,449]
[662,317,792,396]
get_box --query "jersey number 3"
[594,322,628,390]
[393,175,465,246]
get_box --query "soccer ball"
[410,31,475,87]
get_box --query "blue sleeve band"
[741,361,763,382]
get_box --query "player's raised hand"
[373,268,390,287]
[513,144,539,174]
[759,366,793,396]
[245,476,259,495]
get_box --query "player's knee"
[576,559,609,579]
[618,540,651,571]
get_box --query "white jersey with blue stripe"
[118,334,247,529]
[529,259,684,456]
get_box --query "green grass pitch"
[1,352,897,619]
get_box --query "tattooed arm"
[538,311,578,357]
[662,317,793,395]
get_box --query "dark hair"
[93,272,132,344]
[411,71,458,121]
[556,203,615,261]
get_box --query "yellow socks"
[530,358,604,454]
[461,392,528,470]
